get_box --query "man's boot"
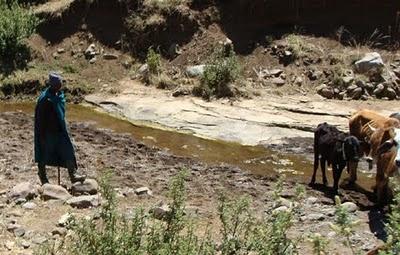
[38,164,49,185]
[68,167,86,183]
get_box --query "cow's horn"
[367,123,377,133]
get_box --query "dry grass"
[33,0,75,16]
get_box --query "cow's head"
[377,128,400,169]
[343,135,361,162]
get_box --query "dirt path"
[86,78,400,148]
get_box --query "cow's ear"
[378,139,394,155]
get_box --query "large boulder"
[186,65,206,78]
[9,182,38,201]
[67,195,100,209]
[41,184,72,201]
[71,179,99,196]
[354,52,384,75]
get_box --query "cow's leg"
[347,161,358,184]
[321,158,328,186]
[376,176,388,207]
[310,152,319,185]
[333,164,344,194]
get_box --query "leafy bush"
[379,180,400,255]
[0,0,40,73]
[200,45,240,98]
[36,170,302,255]
[146,47,161,74]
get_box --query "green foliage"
[146,47,161,74]
[0,0,40,73]
[379,180,400,255]
[36,170,305,255]
[308,233,329,255]
[285,34,314,59]
[330,196,360,255]
[201,45,240,98]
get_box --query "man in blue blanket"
[34,72,86,185]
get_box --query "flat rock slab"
[9,182,38,201]
[41,184,72,201]
[71,179,99,195]
[67,195,100,209]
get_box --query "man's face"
[52,82,62,92]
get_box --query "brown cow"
[370,126,400,205]
[348,109,400,182]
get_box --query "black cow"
[310,122,361,193]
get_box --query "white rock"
[9,182,37,201]
[22,202,37,210]
[307,213,325,221]
[41,184,72,201]
[152,203,171,220]
[138,64,149,74]
[342,202,358,213]
[186,65,206,77]
[273,206,289,214]
[354,52,384,75]
[135,187,152,196]
[67,195,100,209]
[58,213,73,227]
[71,179,99,195]
[306,197,318,205]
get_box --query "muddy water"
[0,102,375,188]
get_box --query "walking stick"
[58,167,61,185]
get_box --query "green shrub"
[146,47,161,74]
[201,45,240,98]
[0,0,40,73]
[379,180,400,255]
[36,170,302,255]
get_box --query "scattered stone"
[306,196,318,205]
[14,227,26,237]
[52,52,59,59]
[354,52,384,75]
[342,202,358,213]
[135,187,153,196]
[5,241,15,251]
[385,87,397,100]
[57,48,65,54]
[32,236,48,245]
[327,231,336,238]
[278,197,292,208]
[0,203,5,209]
[9,182,37,201]
[71,179,99,196]
[52,227,67,236]
[103,53,119,60]
[346,84,358,92]
[270,77,285,86]
[269,69,283,77]
[84,43,96,59]
[186,65,206,77]
[151,203,171,220]
[58,213,73,227]
[317,84,334,99]
[21,240,30,249]
[41,184,72,201]
[15,198,27,205]
[22,202,37,210]
[307,213,325,221]
[294,76,303,86]
[342,76,354,85]
[272,206,289,214]
[350,87,363,100]
[172,87,191,97]
[138,64,149,74]
[373,83,385,97]
[89,57,97,64]
[7,223,20,232]
[0,189,7,195]
[168,43,182,57]
[67,195,100,209]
